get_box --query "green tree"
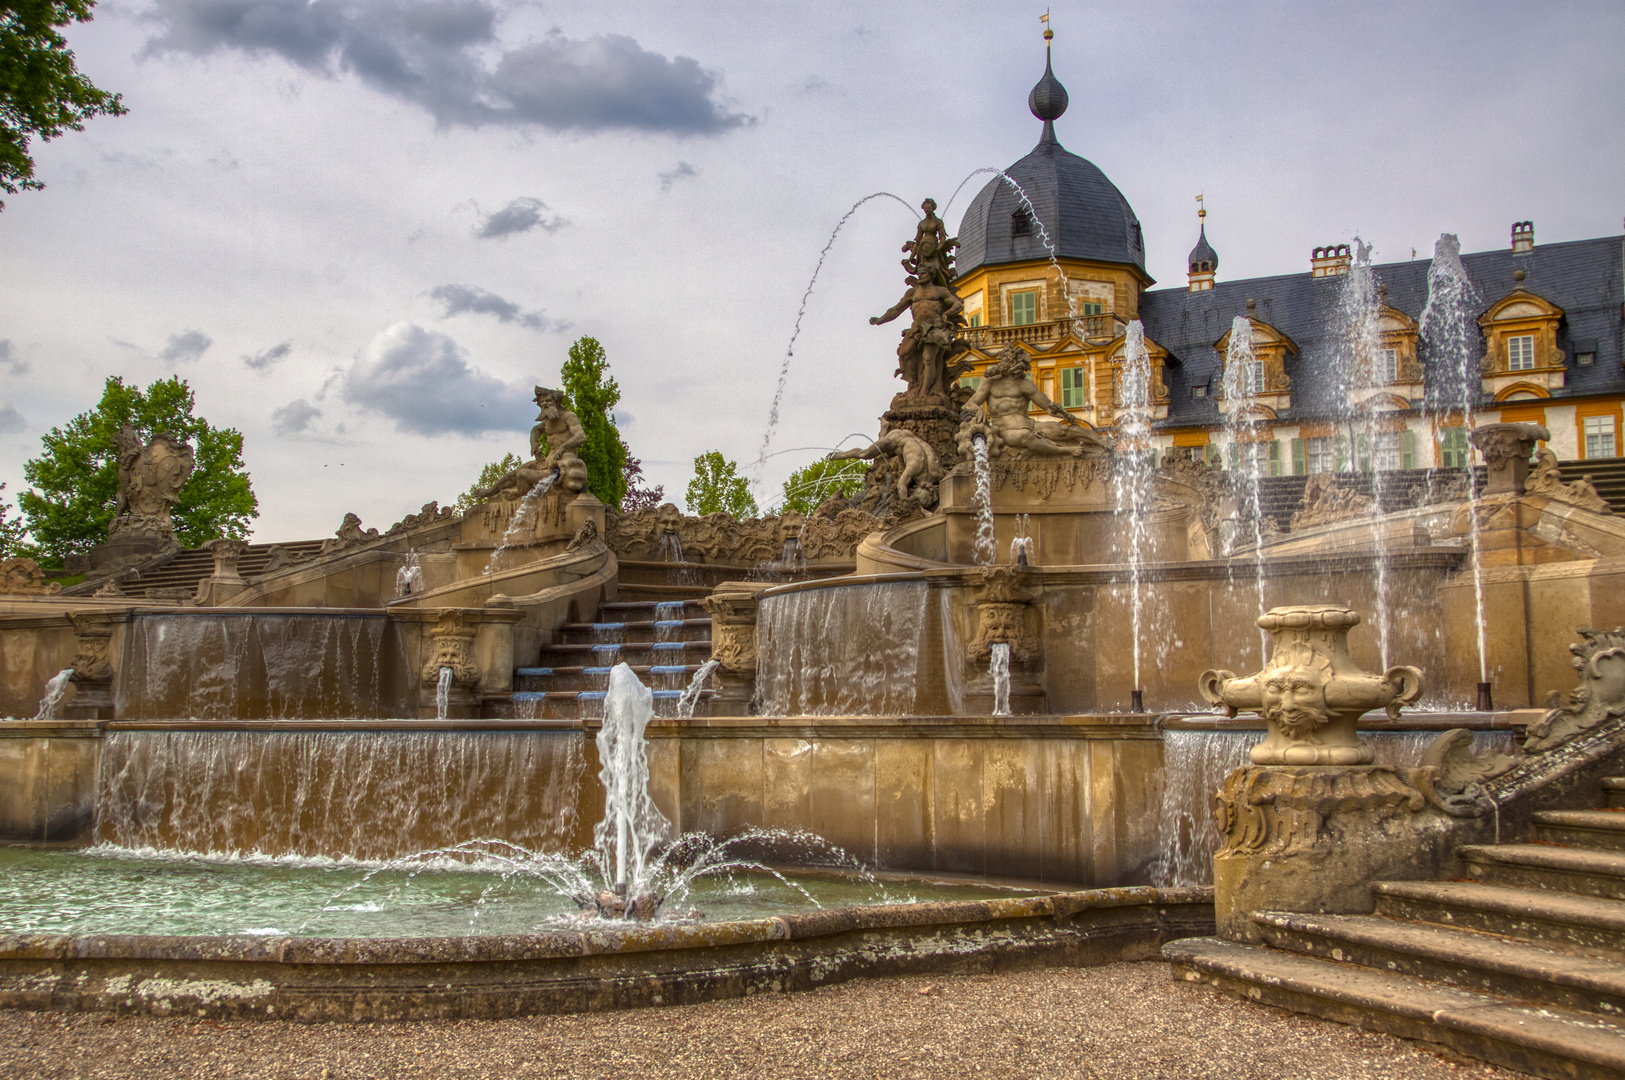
[454,452,521,513]
[554,336,628,509]
[621,454,665,513]
[2,1,126,209]
[0,484,25,557]
[778,456,866,516]
[685,451,758,518]
[18,376,257,564]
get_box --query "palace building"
[951,44,1625,474]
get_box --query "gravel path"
[3,962,1529,1080]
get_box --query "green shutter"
[1355,433,1372,472]
[1268,440,1282,477]
[1334,435,1349,472]
[1400,430,1415,471]
[1291,438,1306,475]
[1226,443,1240,470]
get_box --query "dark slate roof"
[1139,235,1625,429]
[1188,223,1218,272]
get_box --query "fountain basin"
[0,885,1212,1021]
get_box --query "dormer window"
[1012,208,1032,237]
[1379,347,1399,382]
[1508,335,1536,371]
[1010,290,1038,326]
[1243,360,1265,394]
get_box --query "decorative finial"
[1041,9,1052,42]
[1245,298,1257,316]
[1196,193,1206,221]
[1513,268,1527,286]
[1028,19,1068,142]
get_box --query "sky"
[2,0,1622,543]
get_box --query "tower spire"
[1028,17,1068,146]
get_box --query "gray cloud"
[271,397,321,434]
[143,1,752,135]
[475,196,566,240]
[658,161,696,192]
[0,341,27,376]
[158,329,213,364]
[245,340,293,370]
[0,404,24,434]
[429,283,553,331]
[342,322,530,435]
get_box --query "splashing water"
[754,192,918,481]
[33,668,73,721]
[395,551,423,598]
[484,472,557,575]
[1420,233,1490,687]
[1220,315,1269,653]
[971,435,995,565]
[434,666,453,721]
[990,643,1011,717]
[1009,512,1034,565]
[1111,321,1156,699]
[676,658,720,719]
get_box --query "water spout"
[33,668,73,721]
[595,664,671,908]
[971,434,995,565]
[676,658,720,718]
[1111,320,1156,706]
[434,666,453,721]
[990,642,1011,716]
[484,471,557,575]
[395,551,423,597]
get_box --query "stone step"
[516,665,706,694]
[1535,809,1625,850]
[1461,844,1625,900]
[1252,911,1625,1016]
[537,642,712,664]
[1373,880,1625,961]
[1164,936,1625,1080]
[559,619,712,645]
[1603,778,1625,810]
[490,688,714,721]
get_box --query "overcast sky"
[2,0,1622,543]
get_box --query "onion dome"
[1189,222,1218,274]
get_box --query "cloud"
[658,161,696,192]
[158,329,213,364]
[245,340,293,370]
[428,284,553,331]
[143,1,753,135]
[271,397,321,434]
[0,340,27,376]
[342,322,531,435]
[0,404,24,434]
[475,196,566,240]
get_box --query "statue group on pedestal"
[110,425,194,543]
[870,199,974,406]
[474,387,589,502]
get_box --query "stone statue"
[957,346,1110,460]
[872,220,970,402]
[474,387,589,501]
[109,425,194,542]
[827,420,945,504]
[1289,472,1376,531]
[320,512,380,555]
[1526,448,1613,514]
[1526,626,1625,752]
[901,198,957,286]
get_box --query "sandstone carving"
[109,426,195,543]
[386,501,458,534]
[872,201,971,405]
[1289,472,1376,531]
[1215,765,1426,857]
[1527,449,1613,514]
[0,557,62,596]
[701,587,767,674]
[205,537,249,579]
[474,388,588,502]
[1414,727,1519,816]
[66,612,116,683]
[1199,605,1424,765]
[957,347,1111,462]
[827,419,945,508]
[1469,422,1548,495]
[320,512,380,555]
[968,566,1039,663]
[421,610,480,688]
[565,517,602,553]
[603,503,889,565]
[1526,626,1625,752]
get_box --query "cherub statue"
[958,346,1111,460]
[902,198,958,286]
[473,387,589,501]
[827,420,946,504]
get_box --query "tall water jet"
[1009,512,1033,565]
[1111,320,1156,707]
[1220,313,1269,653]
[395,551,423,597]
[1420,233,1491,706]
[971,435,995,564]
[434,666,453,721]
[594,664,671,916]
[989,643,1012,716]
[33,668,73,721]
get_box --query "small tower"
[1188,196,1218,292]
[1512,220,1535,253]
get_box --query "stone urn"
[1198,605,1424,765]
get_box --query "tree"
[1,1,126,209]
[0,484,25,557]
[18,376,257,564]
[778,456,866,516]
[621,454,665,513]
[685,451,758,518]
[454,452,521,513]
[555,336,628,509]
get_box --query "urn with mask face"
[1198,605,1424,765]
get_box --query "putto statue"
[956,346,1110,460]
[474,387,589,501]
[109,425,195,542]
[872,198,971,404]
[827,419,945,506]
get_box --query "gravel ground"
[2,962,1530,1080]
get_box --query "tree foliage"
[1,1,126,208]
[18,376,257,564]
[454,452,521,513]
[552,336,628,509]
[778,457,866,516]
[685,451,758,518]
[0,484,25,557]
[621,454,665,513]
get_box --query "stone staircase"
[1558,456,1625,515]
[65,540,326,599]
[1166,776,1625,1079]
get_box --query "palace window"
[1373,432,1402,472]
[1011,208,1032,237]
[968,313,981,327]
[1440,427,1469,468]
[1584,415,1618,459]
[1307,436,1334,474]
[1379,347,1399,382]
[1243,360,1265,394]
[1578,351,1596,366]
[959,376,982,391]
[1508,335,1536,371]
[1011,290,1039,326]
[1192,383,1207,399]
[1061,367,1087,409]
[1078,301,1104,316]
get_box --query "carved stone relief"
[421,610,480,687]
[0,558,62,596]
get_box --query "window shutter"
[1226,443,1240,470]
[1291,438,1306,475]
[1356,433,1373,472]
[1400,430,1415,471]
[1268,440,1282,477]
[1334,435,1349,472]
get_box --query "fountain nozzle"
[1476,681,1494,713]
[1130,689,1144,713]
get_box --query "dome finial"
[1028,14,1068,144]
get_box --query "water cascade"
[756,581,930,715]
[1420,233,1491,707]
[971,435,995,564]
[33,668,73,721]
[1220,314,1270,653]
[654,529,684,564]
[989,643,1012,716]
[1111,321,1156,709]
[484,472,557,575]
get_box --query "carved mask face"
[1262,666,1331,738]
